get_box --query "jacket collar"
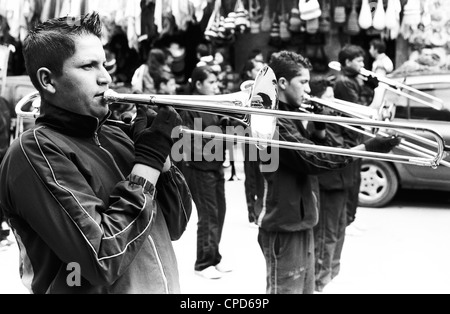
[342,66,360,78]
[277,101,308,134]
[278,100,299,112]
[36,101,111,137]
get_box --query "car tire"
[359,160,398,208]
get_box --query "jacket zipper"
[94,132,126,181]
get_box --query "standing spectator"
[154,71,178,95]
[240,58,265,224]
[368,38,395,109]
[0,12,192,294]
[131,48,172,94]
[107,26,141,84]
[179,66,231,280]
[369,38,394,76]
[0,15,25,76]
[248,48,265,63]
[333,44,380,235]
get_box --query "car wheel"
[359,160,398,208]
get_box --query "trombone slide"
[328,61,444,110]
[14,64,448,168]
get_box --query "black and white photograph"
[0,0,450,298]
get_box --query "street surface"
[1,157,450,294]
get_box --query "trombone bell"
[247,65,278,149]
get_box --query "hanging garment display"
[333,0,346,24]
[289,7,302,33]
[279,0,291,42]
[204,0,236,45]
[345,0,360,36]
[269,12,281,47]
[172,0,195,32]
[400,0,421,40]
[385,0,401,39]
[299,0,322,21]
[190,0,208,23]
[234,0,250,33]
[372,0,386,31]
[260,0,272,32]
[249,0,263,34]
[318,0,330,33]
[359,0,373,30]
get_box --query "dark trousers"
[183,165,226,271]
[314,189,348,291]
[346,160,362,226]
[258,228,315,294]
[243,160,264,222]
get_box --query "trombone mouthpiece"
[328,61,342,72]
[103,89,120,103]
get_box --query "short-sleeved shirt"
[372,53,394,75]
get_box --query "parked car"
[359,72,450,208]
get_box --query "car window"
[394,82,450,122]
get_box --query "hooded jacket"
[257,101,353,232]
[0,101,192,294]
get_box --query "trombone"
[328,61,444,110]
[14,65,449,168]
[303,94,450,168]
[326,61,450,167]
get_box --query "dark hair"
[240,59,262,81]
[153,71,175,92]
[309,76,333,98]
[268,50,312,82]
[189,66,215,93]
[369,39,386,54]
[196,43,211,58]
[23,12,102,91]
[147,48,168,70]
[338,44,365,65]
[248,49,263,60]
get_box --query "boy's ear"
[278,77,288,90]
[195,80,202,91]
[36,68,56,94]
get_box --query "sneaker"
[195,266,223,279]
[0,239,14,251]
[215,261,233,273]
